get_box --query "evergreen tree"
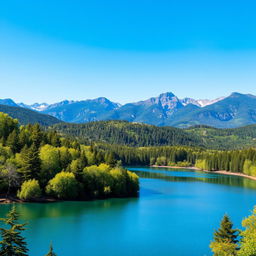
[210,215,239,256]
[48,131,61,147]
[19,143,41,180]
[105,152,116,167]
[18,128,29,149]
[31,123,42,149]
[0,206,28,256]
[6,130,20,153]
[44,243,57,256]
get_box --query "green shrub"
[46,172,78,199]
[17,179,42,200]
[82,164,139,198]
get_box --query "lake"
[1,167,256,256]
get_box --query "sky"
[1,0,256,104]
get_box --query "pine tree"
[44,243,57,256]
[105,152,116,167]
[19,143,41,180]
[0,206,28,256]
[210,214,239,256]
[31,124,42,149]
[214,215,239,243]
[6,130,20,153]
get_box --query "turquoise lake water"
[1,167,256,256]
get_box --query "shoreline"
[151,165,256,181]
[0,197,59,204]
[0,194,139,205]
[2,166,256,204]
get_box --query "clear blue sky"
[1,0,256,104]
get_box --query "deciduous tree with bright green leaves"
[46,172,79,199]
[17,179,42,200]
[238,207,256,256]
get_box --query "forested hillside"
[53,121,256,150]
[53,120,202,147]
[0,104,61,126]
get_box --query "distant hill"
[53,120,203,147]
[186,124,256,149]
[53,120,256,149]
[2,92,256,128]
[0,104,62,126]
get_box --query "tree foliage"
[210,215,239,256]
[0,206,28,256]
[17,179,42,200]
[238,207,256,256]
[44,243,57,256]
[46,172,79,199]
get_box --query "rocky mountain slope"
[1,92,256,128]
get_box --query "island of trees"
[0,113,139,202]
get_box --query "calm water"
[1,167,256,256]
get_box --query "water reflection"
[132,168,256,190]
[1,197,138,221]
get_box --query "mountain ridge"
[1,92,256,128]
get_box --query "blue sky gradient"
[1,0,256,104]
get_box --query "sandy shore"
[151,165,256,181]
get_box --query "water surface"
[1,167,256,256]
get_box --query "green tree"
[105,152,116,167]
[0,113,19,141]
[19,144,41,180]
[44,242,57,256]
[17,179,42,200]
[46,172,79,199]
[238,207,256,256]
[210,215,239,256]
[30,123,42,149]
[0,206,28,256]
[6,130,20,153]
[39,145,61,184]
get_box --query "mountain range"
[1,92,256,128]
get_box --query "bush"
[17,179,42,200]
[195,159,207,170]
[82,164,113,197]
[176,161,192,167]
[82,164,139,198]
[46,172,79,199]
